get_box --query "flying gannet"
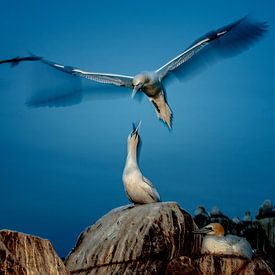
[0,17,267,128]
[122,121,161,204]
[193,223,253,260]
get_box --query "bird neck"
[126,142,138,167]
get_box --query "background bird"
[122,122,161,204]
[0,16,268,128]
[194,206,210,228]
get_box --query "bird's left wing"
[41,59,134,88]
[156,16,268,81]
[142,176,161,202]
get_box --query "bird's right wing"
[41,59,134,88]
[0,55,41,67]
[0,55,135,107]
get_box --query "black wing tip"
[233,15,269,33]
[0,54,42,67]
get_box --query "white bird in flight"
[122,121,161,204]
[0,16,267,128]
[193,223,253,260]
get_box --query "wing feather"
[156,16,268,81]
[41,59,134,88]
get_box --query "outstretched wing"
[41,58,134,88]
[0,55,135,106]
[156,16,268,82]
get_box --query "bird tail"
[150,92,172,128]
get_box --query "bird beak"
[131,120,142,137]
[132,82,144,98]
[193,227,212,235]
[132,86,139,98]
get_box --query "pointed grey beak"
[131,87,139,98]
[132,82,144,98]
[193,227,212,235]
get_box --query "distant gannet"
[210,206,230,225]
[193,223,253,260]
[0,17,267,128]
[194,206,210,228]
[122,122,161,204]
[256,199,275,219]
[243,210,252,222]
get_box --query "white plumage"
[194,223,253,260]
[122,122,160,204]
[0,17,267,128]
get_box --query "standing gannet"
[193,223,253,260]
[122,122,160,204]
[0,17,267,128]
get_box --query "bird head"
[132,74,148,98]
[193,223,225,237]
[128,121,142,142]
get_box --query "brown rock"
[166,256,201,274]
[167,255,274,275]
[238,257,274,275]
[0,229,69,275]
[65,202,274,274]
[65,202,201,274]
[194,255,274,275]
[258,217,275,248]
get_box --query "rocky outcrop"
[1,203,273,274]
[66,202,274,274]
[0,230,69,275]
[65,202,201,274]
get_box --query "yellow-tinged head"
[132,74,150,98]
[193,223,225,237]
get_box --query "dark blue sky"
[0,1,274,257]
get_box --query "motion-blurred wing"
[156,16,268,82]
[0,55,135,107]
[0,55,41,67]
[41,58,134,88]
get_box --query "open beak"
[131,120,142,137]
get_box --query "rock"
[194,255,274,275]
[66,202,274,274]
[65,202,202,274]
[258,217,275,248]
[0,230,69,275]
[167,255,274,274]
[166,256,201,274]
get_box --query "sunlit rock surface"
[0,230,69,275]
[65,202,201,274]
